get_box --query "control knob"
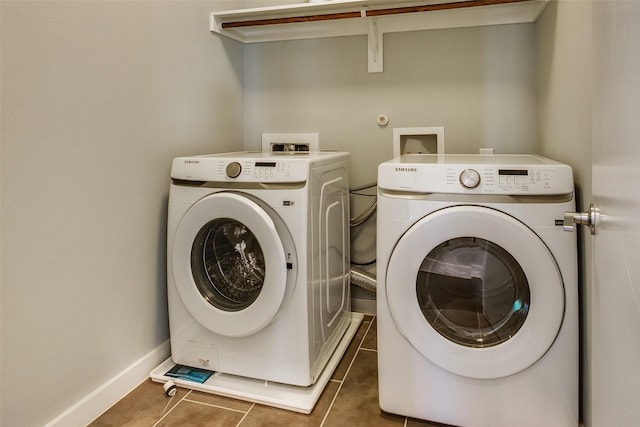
[226,162,242,178]
[459,169,481,189]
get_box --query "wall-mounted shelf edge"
[210,0,549,73]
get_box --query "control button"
[459,169,481,189]
[225,162,242,178]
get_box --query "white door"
[590,2,640,425]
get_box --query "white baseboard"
[44,340,170,427]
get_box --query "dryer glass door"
[417,237,530,348]
[386,205,565,379]
[172,192,294,338]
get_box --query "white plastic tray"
[150,312,364,414]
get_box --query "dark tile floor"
[89,315,448,427]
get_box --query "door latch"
[563,203,597,235]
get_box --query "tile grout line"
[154,390,254,426]
[182,398,251,414]
[159,392,177,417]
[319,317,376,427]
[152,389,193,427]
[235,402,256,427]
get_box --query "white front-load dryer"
[168,151,351,387]
[377,154,579,426]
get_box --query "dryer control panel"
[446,167,560,193]
[378,154,574,195]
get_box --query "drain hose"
[350,265,377,294]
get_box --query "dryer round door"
[386,205,565,379]
[171,192,294,338]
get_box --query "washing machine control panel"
[219,160,307,182]
[170,156,309,183]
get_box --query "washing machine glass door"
[386,205,565,379]
[172,192,292,337]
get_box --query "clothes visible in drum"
[204,222,265,304]
[190,218,267,311]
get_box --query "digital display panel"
[498,169,528,176]
[255,162,276,167]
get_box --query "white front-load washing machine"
[377,154,579,426]
[168,151,352,387]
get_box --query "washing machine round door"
[172,192,294,337]
[386,205,565,379]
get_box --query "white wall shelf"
[210,0,549,73]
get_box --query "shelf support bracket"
[365,13,383,73]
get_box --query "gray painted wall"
[1,2,243,425]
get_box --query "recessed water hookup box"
[393,127,445,157]
[262,133,319,153]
